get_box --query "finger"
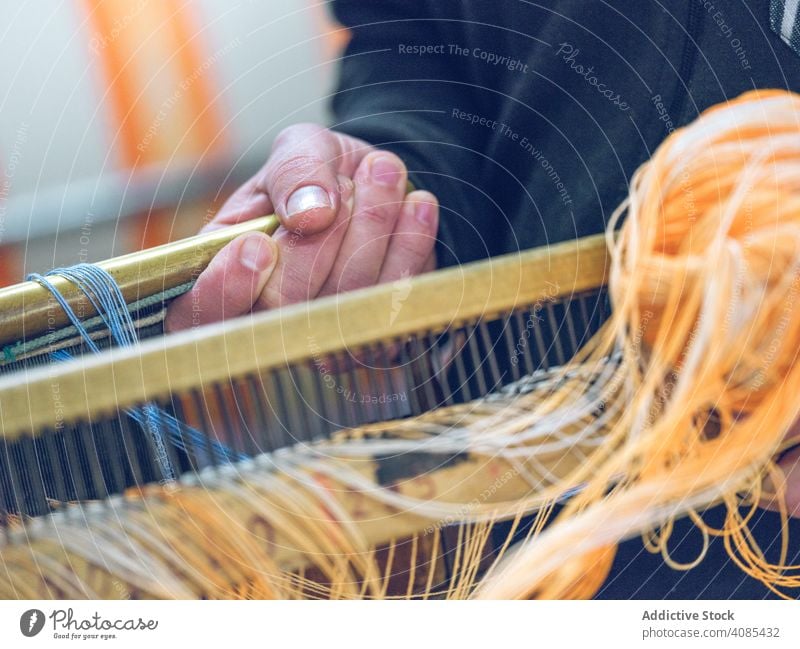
[319,151,408,295]
[377,190,439,283]
[256,176,355,310]
[201,177,274,233]
[164,232,278,331]
[261,124,368,236]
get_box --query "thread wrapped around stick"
[2,89,800,600]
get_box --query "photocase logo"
[20,609,45,637]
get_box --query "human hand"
[165,123,438,331]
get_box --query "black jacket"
[330,1,800,599]
[331,0,800,266]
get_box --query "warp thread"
[27,263,243,480]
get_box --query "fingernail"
[239,235,273,272]
[370,156,403,188]
[414,201,433,226]
[286,185,332,217]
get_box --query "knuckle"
[273,261,324,303]
[221,282,251,313]
[355,201,401,225]
[357,151,408,187]
[337,263,375,291]
[266,154,329,190]
[392,232,434,264]
[272,122,329,149]
[260,277,303,309]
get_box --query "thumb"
[164,232,278,332]
[262,124,348,236]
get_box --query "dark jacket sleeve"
[330,1,497,267]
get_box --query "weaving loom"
[2,89,800,600]
[0,212,609,598]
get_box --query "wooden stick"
[0,215,280,347]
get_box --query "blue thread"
[0,281,194,365]
[27,264,243,478]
